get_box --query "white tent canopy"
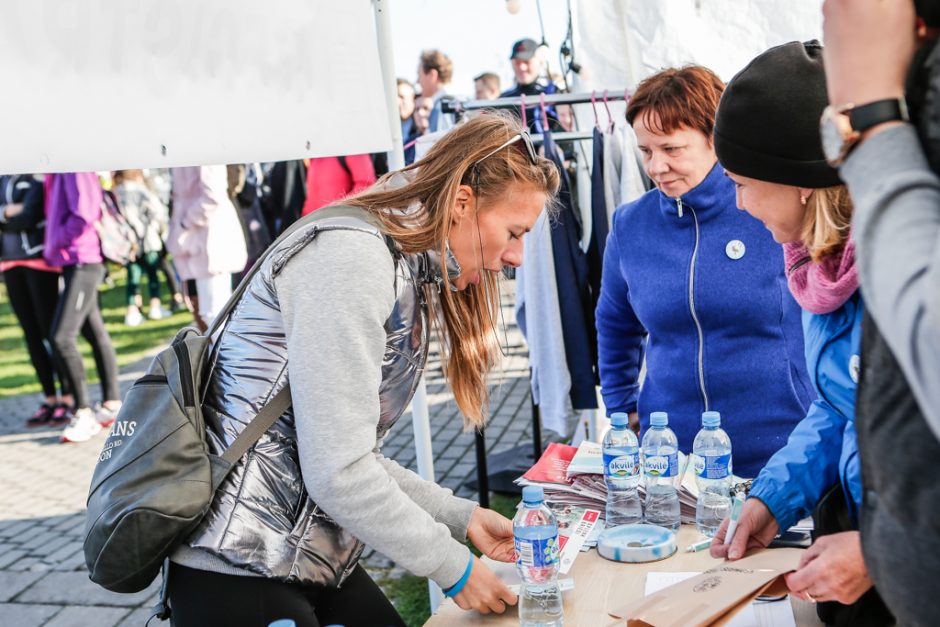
[0,0,392,174]
[573,0,824,91]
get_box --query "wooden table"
[425,526,823,626]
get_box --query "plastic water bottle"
[602,412,642,527]
[513,486,563,627]
[642,411,681,530]
[693,410,733,537]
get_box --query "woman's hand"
[710,498,779,560]
[784,531,872,604]
[467,507,516,563]
[453,556,518,614]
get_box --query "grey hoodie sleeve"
[275,228,471,588]
[842,123,940,440]
[375,455,478,541]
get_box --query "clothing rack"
[456,89,628,506]
[441,89,629,115]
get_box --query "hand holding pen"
[709,496,779,560]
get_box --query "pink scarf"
[783,238,858,314]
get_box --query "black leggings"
[4,266,62,397]
[50,263,119,409]
[168,563,406,627]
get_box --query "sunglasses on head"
[476,131,539,166]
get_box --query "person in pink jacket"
[301,155,376,216]
[166,166,248,330]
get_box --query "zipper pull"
[676,197,684,218]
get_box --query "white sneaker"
[148,304,171,320]
[95,401,121,428]
[125,308,144,326]
[61,408,102,443]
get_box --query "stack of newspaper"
[516,441,728,525]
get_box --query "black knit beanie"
[714,40,842,188]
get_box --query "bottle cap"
[610,412,629,428]
[702,411,721,427]
[522,485,544,504]
[650,411,668,427]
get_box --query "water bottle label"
[694,453,732,479]
[603,452,639,479]
[514,535,559,569]
[644,452,678,478]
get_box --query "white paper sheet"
[644,572,796,627]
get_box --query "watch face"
[819,106,858,165]
[820,116,843,163]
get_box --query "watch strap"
[848,98,909,133]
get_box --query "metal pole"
[531,368,543,460]
[373,0,443,614]
[443,89,629,114]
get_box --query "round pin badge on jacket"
[726,240,746,260]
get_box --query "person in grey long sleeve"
[824,0,940,438]
[167,113,562,627]
[822,1,940,624]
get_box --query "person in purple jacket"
[44,172,121,443]
[595,66,815,478]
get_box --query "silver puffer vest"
[183,208,451,586]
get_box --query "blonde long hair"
[341,112,559,427]
[801,185,853,262]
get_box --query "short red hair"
[626,65,725,138]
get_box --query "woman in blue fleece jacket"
[709,42,892,623]
[596,65,814,479]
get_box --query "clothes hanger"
[603,89,614,133]
[591,90,600,130]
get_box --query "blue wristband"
[443,554,474,598]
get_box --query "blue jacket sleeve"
[748,397,846,531]
[595,211,646,415]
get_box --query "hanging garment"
[543,129,598,410]
[603,123,624,214]
[587,126,608,312]
[515,211,574,436]
[619,123,650,200]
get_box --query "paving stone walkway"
[0,282,544,625]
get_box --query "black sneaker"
[25,403,56,427]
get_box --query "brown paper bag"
[607,547,804,626]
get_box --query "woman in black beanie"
[709,41,892,627]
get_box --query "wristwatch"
[820,98,909,166]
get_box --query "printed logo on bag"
[98,421,137,462]
[693,576,722,592]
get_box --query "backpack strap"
[206,204,384,338]
[220,383,292,465]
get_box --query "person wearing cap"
[596,65,812,480]
[709,41,893,625]
[500,38,563,133]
